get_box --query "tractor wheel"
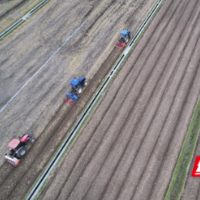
[77,87,82,94]
[29,137,35,143]
[84,81,88,86]
[17,147,27,158]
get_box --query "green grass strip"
[165,97,200,200]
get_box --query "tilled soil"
[0,0,160,199]
[0,0,157,166]
[37,0,200,199]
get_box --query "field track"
[38,0,200,199]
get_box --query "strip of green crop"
[165,97,200,200]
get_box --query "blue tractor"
[70,77,88,95]
[115,30,132,49]
[64,77,87,105]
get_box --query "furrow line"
[52,1,174,198]
[84,0,200,199]
[58,0,188,198]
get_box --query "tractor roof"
[70,78,79,87]
[120,30,130,36]
[9,139,20,149]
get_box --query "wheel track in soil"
[40,0,189,198]
[38,0,200,199]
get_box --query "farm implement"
[4,133,35,166]
[115,30,132,49]
[64,77,88,105]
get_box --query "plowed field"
[37,0,200,199]
[0,0,159,199]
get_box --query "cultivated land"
[38,0,200,199]
[0,0,159,199]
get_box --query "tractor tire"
[29,137,35,143]
[84,81,88,86]
[17,147,27,158]
[77,87,82,94]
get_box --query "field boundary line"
[165,96,200,200]
[23,0,165,199]
[0,0,51,40]
[0,21,86,114]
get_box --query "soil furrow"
[133,16,200,200]
[83,1,200,199]
[149,49,200,200]
[2,0,200,199]
[50,1,180,197]
[54,0,189,198]
[36,0,200,200]
[41,0,183,198]
[0,49,122,200]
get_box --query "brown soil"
[0,0,159,199]
[37,0,200,199]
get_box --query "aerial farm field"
[38,0,200,199]
[1,0,200,199]
[0,0,159,199]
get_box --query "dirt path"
[0,0,160,199]
[37,0,200,199]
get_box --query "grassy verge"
[165,97,200,200]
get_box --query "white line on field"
[0,21,86,113]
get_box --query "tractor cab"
[4,133,35,166]
[116,30,132,49]
[70,77,87,95]
[8,139,21,151]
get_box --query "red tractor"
[4,133,35,166]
